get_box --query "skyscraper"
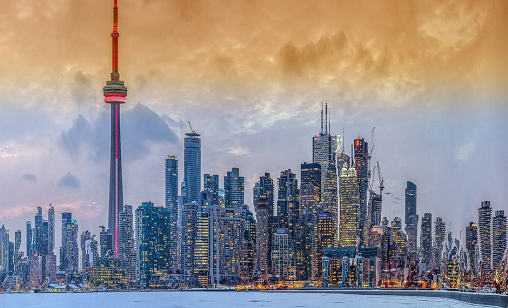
[204,174,219,204]
[119,204,136,283]
[271,228,296,281]
[301,162,321,202]
[165,155,179,273]
[405,181,418,254]
[60,213,79,274]
[277,169,299,233]
[354,138,369,245]
[26,221,33,258]
[34,207,43,255]
[180,202,198,283]
[312,103,339,228]
[478,201,492,281]
[104,0,128,259]
[100,226,113,258]
[48,204,55,254]
[465,222,478,273]
[184,129,201,203]
[135,201,171,288]
[224,167,245,208]
[0,225,8,272]
[493,210,507,272]
[81,230,98,270]
[338,165,360,247]
[434,217,446,267]
[420,213,432,264]
[254,173,274,275]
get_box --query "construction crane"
[369,127,376,159]
[369,165,377,191]
[377,161,384,198]
[188,121,196,134]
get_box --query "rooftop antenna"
[328,106,331,134]
[325,102,328,134]
[320,102,324,134]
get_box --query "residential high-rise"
[465,222,478,273]
[81,230,98,270]
[34,207,43,255]
[100,226,113,258]
[48,204,55,254]
[405,181,418,254]
[277,169,299,233]
[180,202,198,283]
[353,138,369,245]
[0,225,9,272]
[26,221,33,258]
[204,174,219,204]
[434,217,446,267]
[420,213,432,264]
[369,190,382,227]
[60,213,79,274]
[478,201,493,282]
[184,129,201,203]
[119,204,136,283]
[104,0,128,259]
[135,201,171,288]
[312,103,339,228]
[14,230,21,255]
[224,167,245,208]
[338,165,360,247]
[165,155,179,273]
[241,207,257,282]
[301,162,321,202]
[493,210,507,272]
[254,173,274,275]
[271,228,296,281]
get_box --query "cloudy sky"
[0,0,506,252]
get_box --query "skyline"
[0,0,507,254]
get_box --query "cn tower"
[103,0,127,259]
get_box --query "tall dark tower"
[103,0,127,259]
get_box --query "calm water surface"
[0,291,494,308]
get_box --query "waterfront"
[0,291,502,308]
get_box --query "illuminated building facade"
[405,181,418,255]
[180,202,198,283]
[354,138,369,245]
[478,201,492,282]
[119,205,136,284]
[93,257,127,289]
[224,167,245,208]
[301,162,321,203]
[492,210,506,272]
[312,104,339,236]
[204,174,220,204]
[165,155,179,273]
[60,213,79,275]
[135,201,171,288]
[434,217,446,267]
[339,166,360,247]
[271,228,296,281]
[420,213,432,265]
[254,174,274,275]
[277,169,299,234]
[465,222,478,273]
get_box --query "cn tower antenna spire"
[111,0,120,81]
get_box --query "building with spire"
[312,103,339,241]
[104,0,128,259]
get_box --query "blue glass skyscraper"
[184,130,201,203]
[165,155,178,273]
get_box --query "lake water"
[0,291,494,307]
